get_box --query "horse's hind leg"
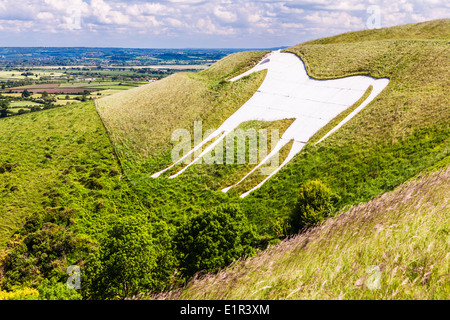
[240,140,305,198]
[222,137,292,193]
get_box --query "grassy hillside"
[304,19,450,44]
[0,102,146,249]
[0,19,448,299]
[97,50,269,174]
[96,19,449,238]
[153,165,450,300]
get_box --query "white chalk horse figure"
[152,50,390,198]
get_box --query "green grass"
[93,20,449,238]
[0,101,143,249]
[0,70,64,81]
[59,82,120,88]
[9,101,42,108]
[0,19,448,300]
[304,19,450,44]
[156,165,450,300]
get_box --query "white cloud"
[0,0,448,46]
[213,6,238,23]
[305,11,365,29]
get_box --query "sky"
[0,0,448,48]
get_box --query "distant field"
[0,70,64,80]
[9,84,60,90]
[2,83,98,94]
[0,93,23,98]
[9,101,42,108]
[0,101,124,248]
[2,88,97,94]
[164,166,450,300]
[97,50,269,169]
[97,19,450,237]
[59,82,121,88]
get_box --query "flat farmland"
[2,87,97,94]
[8,84,60,90]
[9,101,42,107]
[0,70,64,80]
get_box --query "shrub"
[0,223,96,290]
[0,208,95,291]
[0,287,39,300]
[289,180,337,233]
[37,278,82,300]
[175,205,259,278]
[80,177,104,190]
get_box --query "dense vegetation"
[0,19,448,300]
[158,166,450,300]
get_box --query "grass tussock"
[154,166,450,300]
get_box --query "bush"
[175,205,259,278]
[0,287,39,300]
[0,162,16,174]
[0,208,95,291]
[37,278,82,300]
[289,180,337,233]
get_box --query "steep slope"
[241,19,449,233]
[153,165,450,300]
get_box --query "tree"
[83,215,177,300]
[22,89,32,98]
[0,100,9,118]
[288,180,337,233]
[0,207,95,291]
[175,205,259,278]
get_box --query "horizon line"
[0,46,290,50]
